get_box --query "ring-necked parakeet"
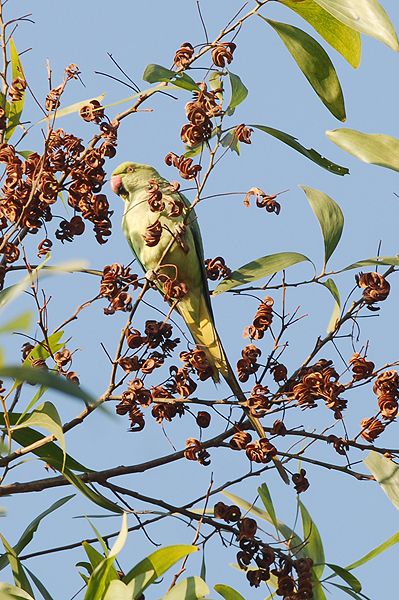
[111,161,288,482]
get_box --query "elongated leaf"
[326,564,361,592]
[52,464,123,514]
[328,582,368,600]
[0,582,34,600]
[213,252,311,296]
[279,0,361,67]
[345,530,399,570]
[13,402,66,468]
[127,570,155,600]
[261,18,345,120]
[253,125,348,175]
[84,515,110,556]
[364,451,399,510]
[227,71,248,110]
[84,514,128,600]
[215,584,246,600]
[0,535,34,597]
[312,0,399,51]
[143,64,200,91]
[163,577,209,600]
[312,581,328,600]
[322,278,341,332]
[0,495,74,571]
[83,542,119,585]
[8,425,90,472]
[298,500,325,579]
[222,492,306,557]
[24,567,55,600]
[103,572,155,600]
[0,365,95,405]
[0,312,32,335]
[344,256,399,271]
[258,483,278,532]
[37,93,106,123]
[326,129,399,173]
[300,186,343,265]
[123,545,198,586]
[6,39,25,142]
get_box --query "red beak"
[110,174,123,195]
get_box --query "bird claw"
[174,223,189,253]
[145,269,158,282]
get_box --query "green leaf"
[321,278,341,332]
[143,64,200,92]
[209,71,223,101]
[344,256,399,271]
[312,0,399,51]
[6,38,26,143]
[326,129,399,173]
[84,514,128,600]
[258,483,278,532]
[37,93,106,123]
[299,186,344,266]
[0,312,32,335]
[227,71,248,110]
[222,492,306,557]
[0,535,34,597]
[261,18,345,121]
[162,577,209,600]
[215,584,246,600]
[17,151,35,159]
[0,365,95,405]
[7,424,91,473]
[298,500,325,579]
[345,530,399,570]
[0,495,74,571]
[327,582,368,600]
[0,582,34,600]
[312,581,328,600]
[103,573,155,600]
[212,252,312,296]
[326,564,361,592]
[220,131,240,155]
[279,0,361,68]
[83,515,110,556]
[82,542,119,584]
[13,402,66,469]
[123,545,198,586]
[53,464,123,514]
[364,451,399,510]
[253,125,349,175]
[23,567,55,600]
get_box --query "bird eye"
[127,166,135,173]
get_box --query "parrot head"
[110,161,159,200]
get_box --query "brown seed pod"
[205,256,231,280]
[211,42,236,67]
[292,469,310,493]
[142,220,162,247]
[173,42,194,69]
[229,430,252,450]
[196,411,211,428]
[235,124,253,144]
[349,353,375,381]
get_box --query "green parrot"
[111,161,289,483]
